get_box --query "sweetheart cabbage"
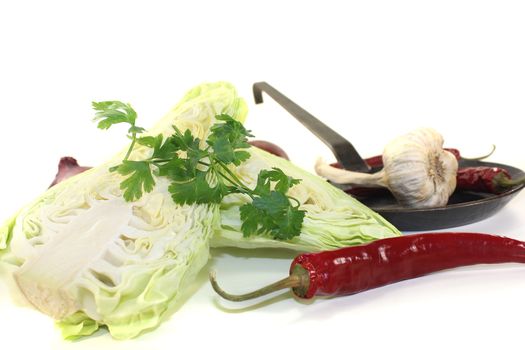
[213,147,400,251]
[0,82,246,340]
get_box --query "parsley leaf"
[207,114,253,165]
[156,157,188,179]
[276,206,306,240]
[240,191,305,240]
[139,134,181,161]
[136,134,163,150]
[169,170,226,205]
[170,127,208,168]
[92,100,145,161]
[92,101,139,130]
[112,161,155,202]
[239,204,265,235]
[253,168,302,196]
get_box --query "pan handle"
[252,82,371,172]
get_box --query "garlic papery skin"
[315,128,458,209]
[382,128,458,208]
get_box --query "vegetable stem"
[461,144,497,161]
[209,269,306,302]
[498,174,525,188]
[315,158,386,187]
[123,133,137,161]
[214,159,252,193]
[288,196,302,208]
[151,158,173,164]
[214,170,254,198]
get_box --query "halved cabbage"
[213,147,400,251]
[0,82,247,339]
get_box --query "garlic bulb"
[315,128,458,208]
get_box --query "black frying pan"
[252,82,525,231]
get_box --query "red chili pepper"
[361,154,383,168]
[456,166,525,194]
[210,232,525,301]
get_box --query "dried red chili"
[456,166,525,193]
[210,232,525,301]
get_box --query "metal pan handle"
[252,82,371,172]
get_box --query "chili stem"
[498,175,525,188]
[209,270,302,302]
[462,144,496,161]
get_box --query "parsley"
[93,101,305,240]
[92,101,145,161]
[113,161,155,202]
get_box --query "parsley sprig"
[92,101,146,161]
[93,101,305,240]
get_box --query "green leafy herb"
[93,101,145,161]
[240,169,305,239]
[94,102,305,240]
[112,161,155,202]
[207,114,253,165]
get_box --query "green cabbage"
[0,81,400,340]
[213,146,400,252]
[0,82,246,340]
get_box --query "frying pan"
[252,82,525,231]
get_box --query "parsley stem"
[214,166,245,190]
[288,196,302,208]
[214,170,254,198]
[123,132,137,161]
[151,158,171,164]
[214,159,252,193]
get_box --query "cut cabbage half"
[0,82,247,339]
[214,147,400,252]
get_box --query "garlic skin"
[315,128,458,209]
[382,128,458,208]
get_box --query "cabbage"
[0,82,247,340]
[213,147,400,251]
[0,81,400,340]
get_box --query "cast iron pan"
[252,82,525,231]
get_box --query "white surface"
[1,1,525,349]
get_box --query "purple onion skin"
[248,140,290,160]
[49,157,92,188]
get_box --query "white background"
[1,1,525,349]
